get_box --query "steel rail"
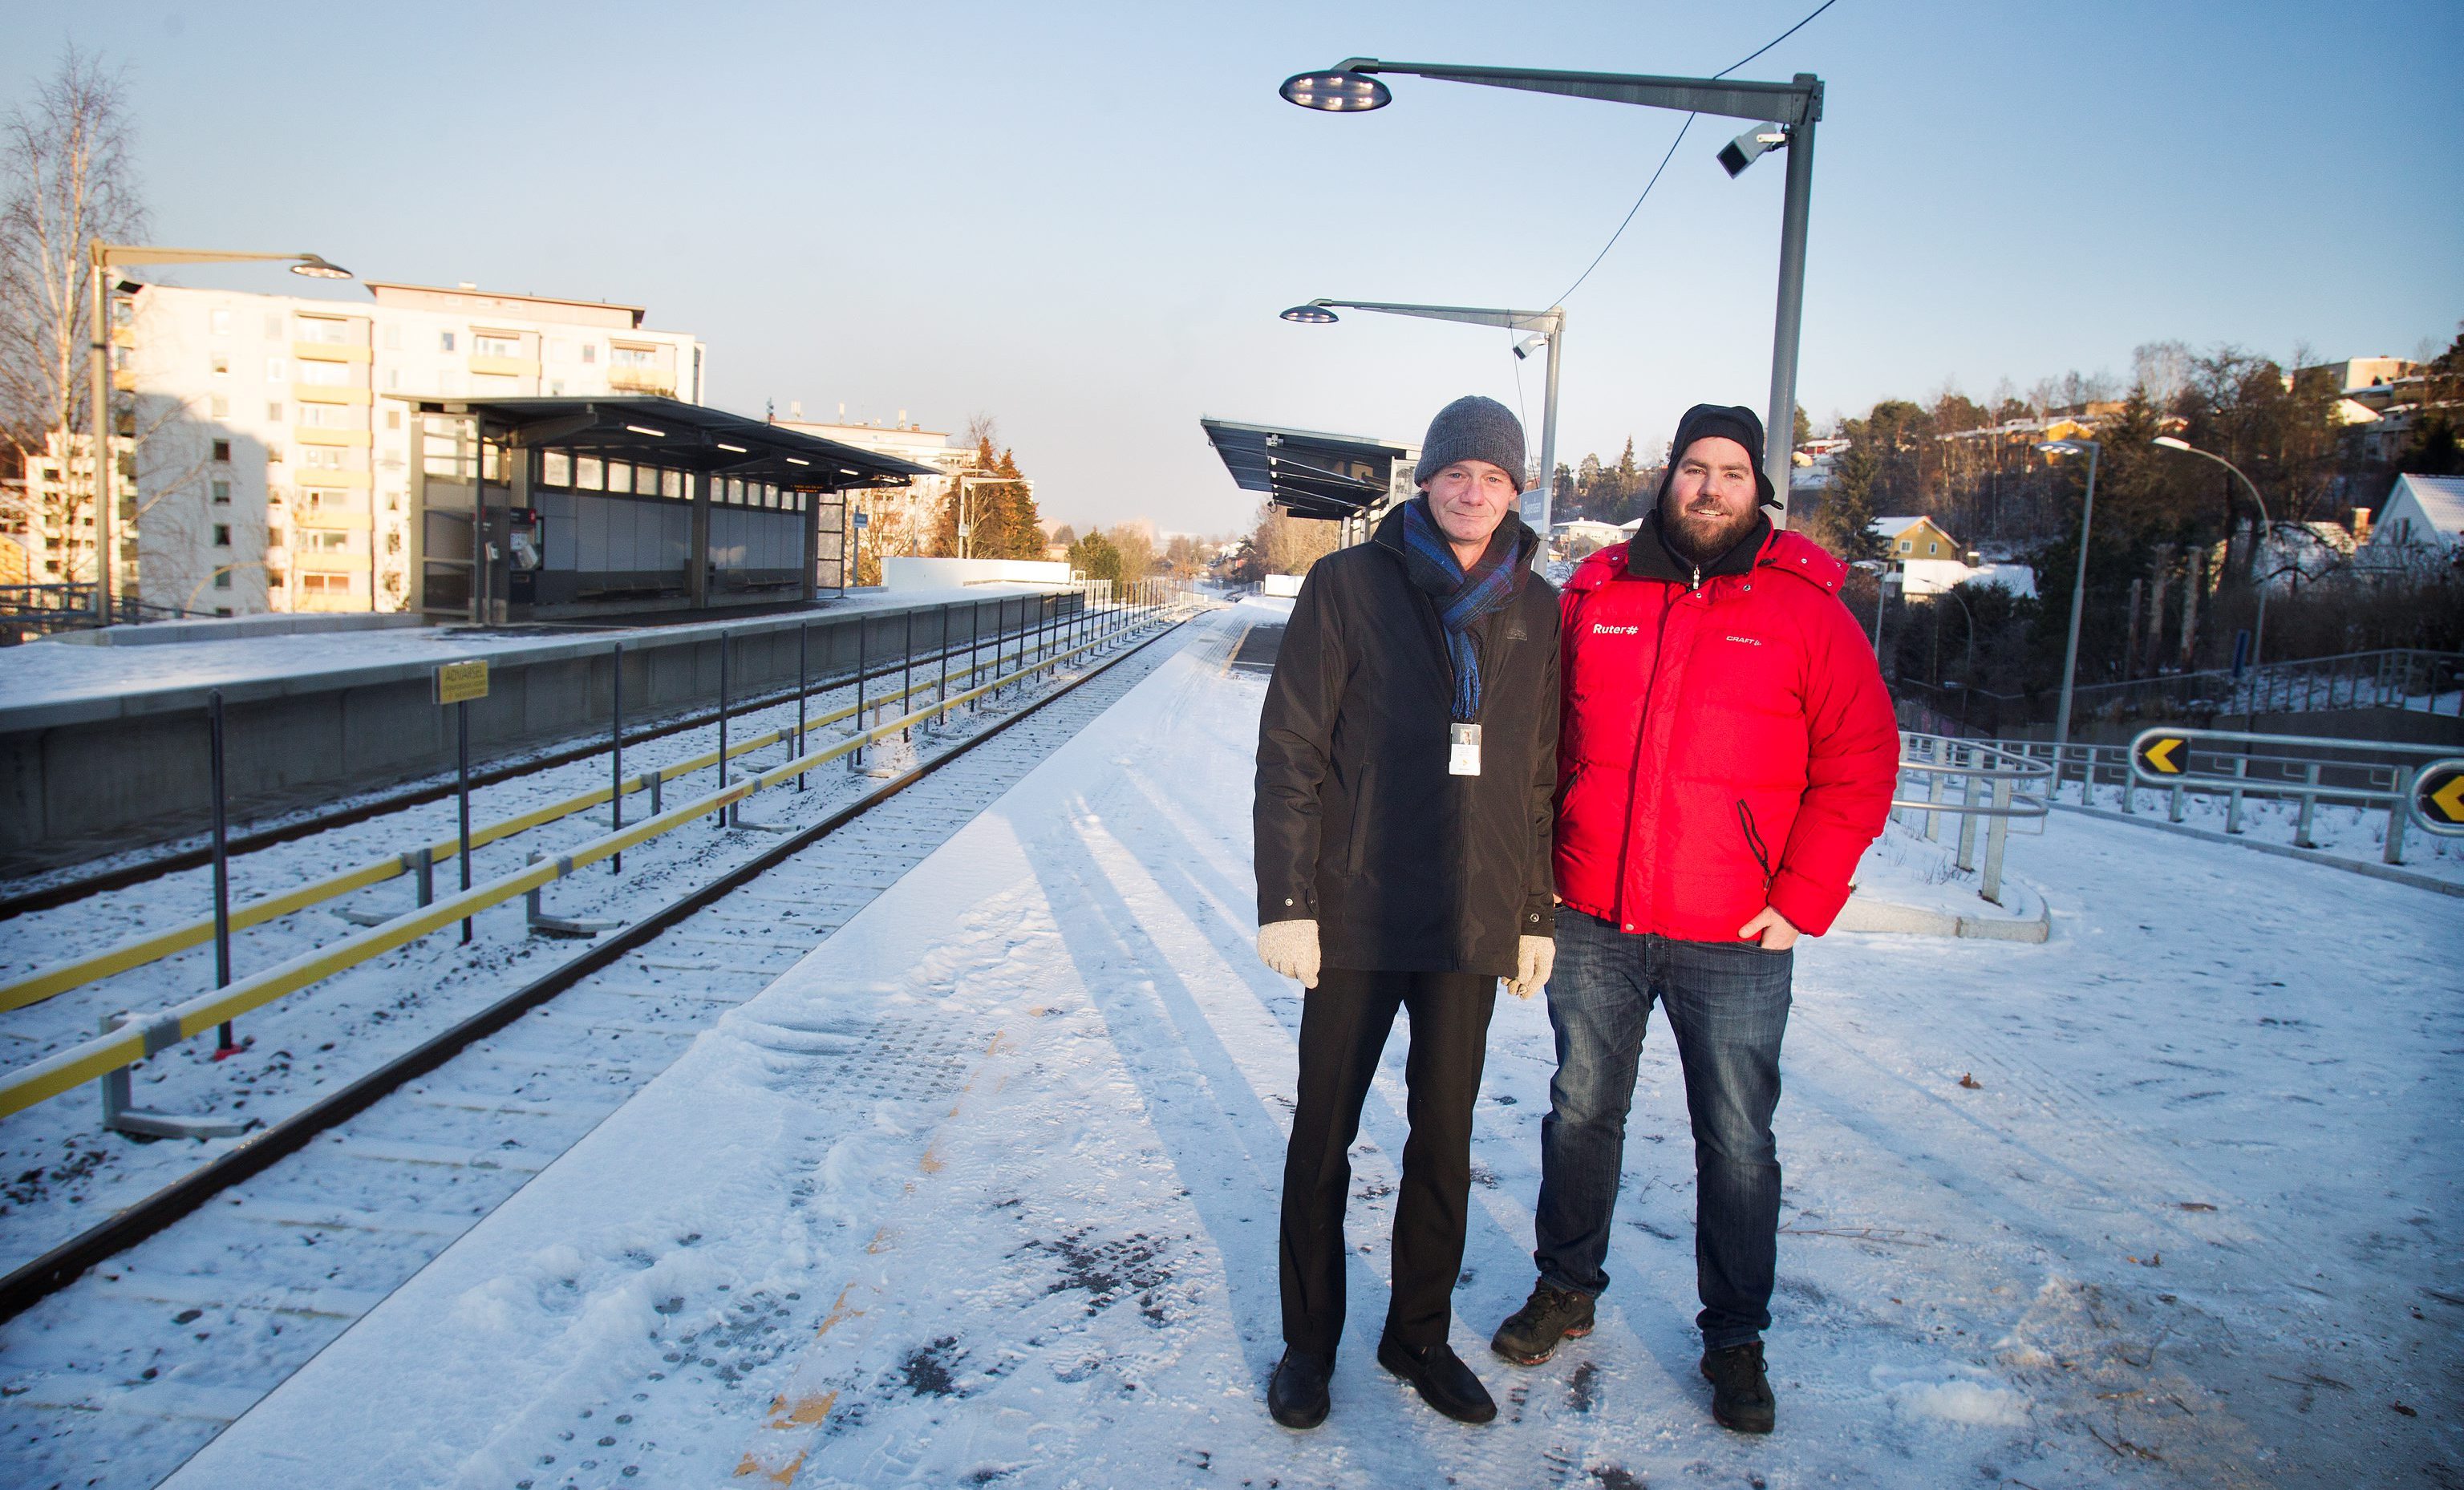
[0,609,1194,1322]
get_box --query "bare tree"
[0,47,146,586]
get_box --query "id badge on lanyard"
[1449,722,1482,776]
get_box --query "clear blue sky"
[6,0,2457,534]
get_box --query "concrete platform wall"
[0,593,1080,878]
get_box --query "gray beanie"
[1413,395,1526,491]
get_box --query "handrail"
[0,627,1055,1014]
[0,605,1196,1120]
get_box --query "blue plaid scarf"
[1400,496,1534,722]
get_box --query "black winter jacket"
[1253,507,1560,977]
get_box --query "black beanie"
[1656,403,1777,507]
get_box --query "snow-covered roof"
[1867,516,1940,539]
[2401,474,2464,532]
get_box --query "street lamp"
[1279,58,1822,510]
[87,243,355,622]
[952,472,1019,559]
[2036,437,2102,772]
[1280,298,1564,543]
[2152,435,2274,670]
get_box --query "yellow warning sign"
[435,659,489,706]
[2137,735,2186,775]
[2417,762,2464,828]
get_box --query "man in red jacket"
[1489,403,1899,1435]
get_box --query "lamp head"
[2152,435,2192,451]
[1716,123,1789,178]
[1279,70,1391,112]
[290,253,353,280]
[1513,333,1549,361]
[2034,439,2095,456]
[1280,304,1339,325]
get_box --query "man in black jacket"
[1254,394,1560,1431]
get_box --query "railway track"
[0,613,1201,1490]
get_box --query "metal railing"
[0,592,1203,1122]
[1890,732,2054,905]
[2051,648,2462,723]
[1993,730,2456,865]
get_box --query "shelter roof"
[389,395,938,489]
[1199,417,1409,521]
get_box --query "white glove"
[1506,934,1554,1000]
[1256,918,1321,990]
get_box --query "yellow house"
[1869,515,1959,560]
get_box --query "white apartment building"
[772,415,984,567]
[119,280,706,616]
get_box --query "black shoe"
[1700,1340,1775,1433]
[1268,1347,1332,1430]
[1491,1281,1596,1366]
[1377,1336,1497,1424]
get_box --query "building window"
[210,395,229,418]
[606,460,633,495]
[473,333,520,358]
[267,402,284,422]
[1927,541,1939,554]
[213,569,232,589]
[213,524,231,548]
[384,369,401,391]
[302,529,348,551]
[1899,540,1911,553]
[298,402,358,428]
[211,479,231,504]
[383,324,402,350]
[210,309,233,336]
[541,451,571,486]
[575,456,602,491]
[295,317,351,344]
[212,439,232,463]
[661,468,683,499]
[580,343,597,365]
[211,354,229,376]
[383,409,402,430]
[300,446,351,470]
[298,361,351,387]
[266,357,286,383]
[439,331,457,353]
[548,379,565,395]
[610,343,658,368]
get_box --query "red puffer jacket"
[1555,521,1899,941]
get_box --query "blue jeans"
[1533,909,1793,1350]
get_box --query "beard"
[1661,496,1760,566]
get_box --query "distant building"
[772,416,976,565]
[2364,473,2464,556]
[118,279,707,617]
[1870,515,1959,561]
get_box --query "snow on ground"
[2057,777,2464,888]
[164,609,2461,1488]
[0,586,1043,714]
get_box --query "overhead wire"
[1545,0,1840,308]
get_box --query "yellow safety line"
[0,640,1044,1014]
[0,620,1161,1120]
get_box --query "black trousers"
[1279,966,1497,1355]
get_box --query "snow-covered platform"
[168,605,2460,1488]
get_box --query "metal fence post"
[1923,736,1943,840]
[796,622,810,791]
[1981,775,2012,905]
[971,599,983,710]
[2119,743,2137,814]
[2385,775,2409,865]
[715,630,732,826]
[457,698,473,944]
[1955,743,1980,872]
[2224,755,2248,835]
[209,689,237,1052]
[935,601,950,728]
[851,614,868,771]
[610,642,625,874]
[2292,760,2321,848]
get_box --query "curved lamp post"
[2036,437,2101,771]
[1279,58,1822,512]
[2152,435,2274,670]
[1279,298,1563,543]
[89,245,354,622]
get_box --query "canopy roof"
[1200,417,1411,521]
[391,395,939,490]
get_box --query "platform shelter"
[1200,417,1416,545]
[401,395,938,622]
